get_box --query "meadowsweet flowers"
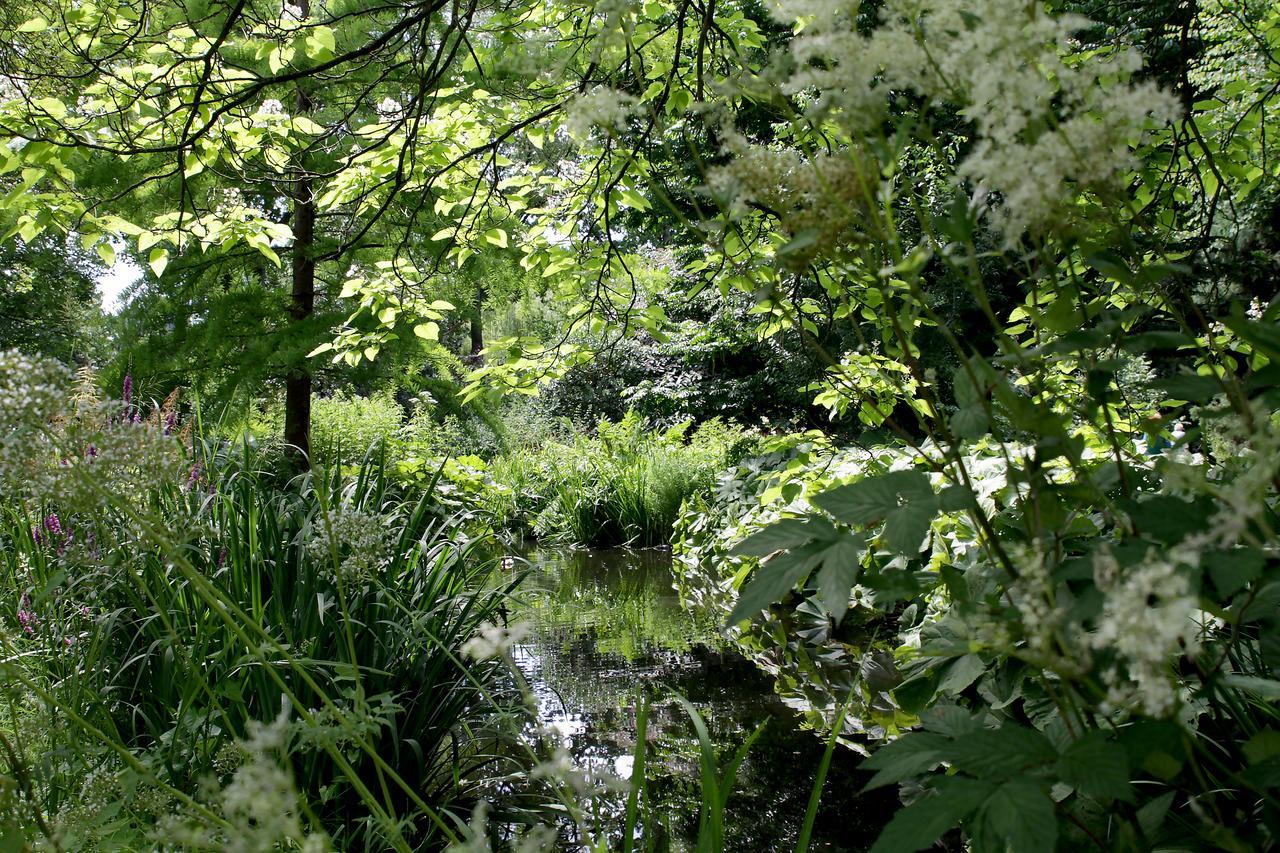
[462,621,531,660]
[564,87,638,140]
[761,0,1179,240]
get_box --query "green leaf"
[861,732,950,790]
[305,26,336,59]
[484,228,508,248]
[414,321,439,340]
[812,470,933,525]
[616,187,651,211]
[882,500,937,554]
[1223,674,1280,701]
[148,248,169,278]
[814,535,865,622]
[731,517,827,557]
[1054,731,1133,803]
[937,654,986,696]
[869,777,994,853]
[975,780,1057,853]
[17,17,49,32]
[727,541,829,625]
[1151,373,1223,402]
[1209,548,1265,598]
[951,406,989,439]
[944,727,1058,780]
[95,241,115,266]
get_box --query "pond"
[507,547,894,851]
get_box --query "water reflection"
[508,548,893,851]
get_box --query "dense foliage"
[3,0,1280,849]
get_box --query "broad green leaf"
[731,517,825,557]
[484,228,508,248]
[944,727,1057,780]
[861,732,950,790]
[975,780,1057,853]
[17,17,49,32]
[812,470,933,525]
[937,654,985,696]
[727,541,829,625]
[305,26,336,59]
[868,777,994,853]
[881,500,937,554]
[95,241,115,266]
[148,248,169,278]
[1054,731,1133,803]
[814,535,865,622]
[414,321,440,340]
[1209,548,1265,598]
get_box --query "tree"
[0,0,765,466]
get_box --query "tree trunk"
[284,8,315,469]
[469,286,485,364]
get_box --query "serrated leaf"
[727,541,829,625]
[812,470,933,525]
[882,500,937,554]
[861,732,950,790]
[731,517,824,557]
[868,777,994,853]
[975,780,1057,853]
[814,535,865,622]
[945,727,1058,780]
[1054,731,1133,803]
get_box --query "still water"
[507,547,893,851]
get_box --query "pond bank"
[507,547,893,851]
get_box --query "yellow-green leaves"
[148,248,169,277]
[483,228,508,248]
[17,17,49,32]
[303,26,336,60]
[413,321,439,340]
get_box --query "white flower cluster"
[156,707,330,851]
[461,620,531,660]
[706,136,876,267]
[563,87,639,140]
[376,97,402,119]
[1091,545,1200,717]
[304,506,393,585]
[259,98,284,115]
[767,0,1179,238]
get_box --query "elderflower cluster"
[1092,545,1201,717]
[563,88,639,140]
[766,0,1179,239]
[461,620,531,660]
[706,136,877,267]
[304,506,393,584]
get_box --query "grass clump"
[481,412,758,548]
